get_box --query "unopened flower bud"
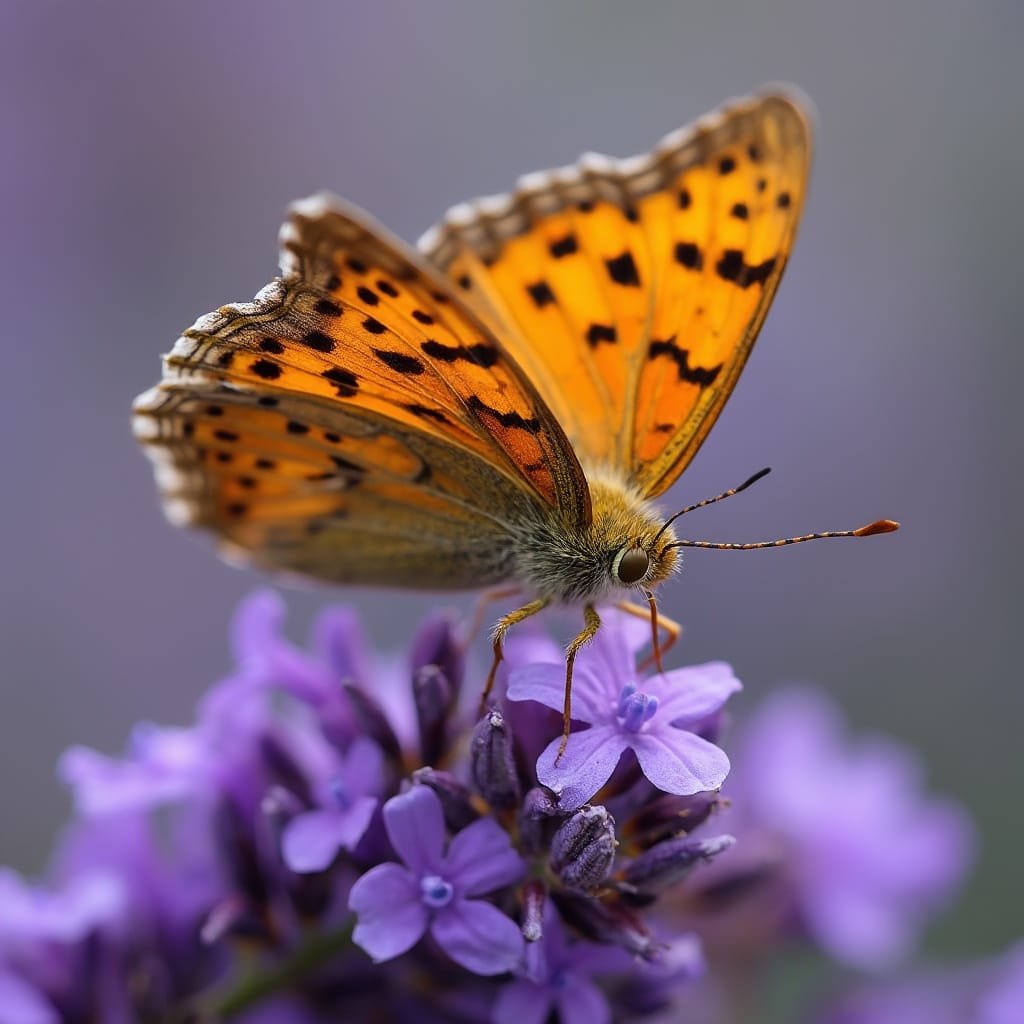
[409,613,465,697]
[342,682,402,761]
[623,834,735,894]
[550,804,616,892]
[518,787,560,855]
[470,709,521,809]
[552,890,655,959]
[411,767,480,832]
[413,665,452,764]
[626,791,720,848]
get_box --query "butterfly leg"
[466,585,525,646]
[615,598,683,673]
[480,597,551,713]
[558,604,602,762]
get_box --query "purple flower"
[720,686,975,969]
[507,609,740,809]
[349,786,525,975]
[281,736,382,873]
[493,907,627,1024]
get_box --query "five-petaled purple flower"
[282,736,382,873]
[507,609,741,809]
[349,785,525,974]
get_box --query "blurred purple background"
[1,0,1020,962]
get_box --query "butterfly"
[133,88,897,750]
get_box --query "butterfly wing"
[133,196,590,587]
[419,89,811,497]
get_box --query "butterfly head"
[609,526,680,591]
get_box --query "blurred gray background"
[1,0,1020,975]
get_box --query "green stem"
[207,921,355,1018]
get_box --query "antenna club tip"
[854,518,901,537]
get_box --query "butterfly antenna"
[651,467,772,547]
[666,518,900,552]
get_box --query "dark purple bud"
[626,791,720,849]
[213,797,270,912]
[520,879,546,943]
[259,733,314,805]
[411,767,480,832]
[623,834,735,894]
[413,664,452,765]
[342,681,402,762]
[470,709,521,809]
[409,611,465,696]
[518,786,561,856]
[550,804,616,892]
[552,890,655,960]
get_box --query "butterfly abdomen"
[513,468,679,603]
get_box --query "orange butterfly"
[133,88,897,749]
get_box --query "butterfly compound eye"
[616,547,650,584]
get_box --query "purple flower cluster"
[0,592,1010,1023]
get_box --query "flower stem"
[207,922,355,1018]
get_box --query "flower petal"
[311,606,372,684]
[229,588,285,665]
[444,818,524,897]
[282,797,377,873]
[556,975,613,1024]
[492,979,554,1024]
[630,729,730,795]
[536,727,627,810]
[650,662,742,725]
[349,862,427,963]
[382,786,445,873]
[0,969,58,1024]
[430,897,523,975]
[507,664,609,725]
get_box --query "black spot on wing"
[286,421,310,435]
[719,155,736,175]
[411,309,434,325]
[260,337,285,354]
[322,367,359,397]
[715,250,777,289]
[421,339,499,368]
[303,330,335,353]
[405,403,448,424]
[315,298,342,317]
[777,192,791,209]
[527,280,557,308]
[674,242,703,270]
[377,279,399,298]
[356,285,379,306]
[678,188,692,209]
[468,395,541,433]
[605,251,641,287]
[250,359,282,380]
[362,317,387,335]
[548,233,579,258]
[730,202,749,221]
[585,323,617,347]
[374,348,425,375]
[648,337,723,387]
